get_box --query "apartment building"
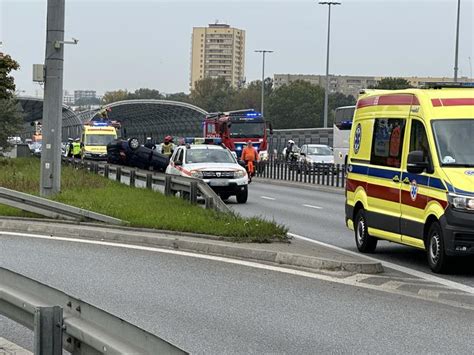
[190,23,245,90]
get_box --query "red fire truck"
[203,109,272,159]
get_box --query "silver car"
[299,144,334,164]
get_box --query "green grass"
[0,158,288,242]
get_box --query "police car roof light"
[185,137,223,145]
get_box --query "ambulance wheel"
[427,222,449,273]
[128,137,140,151]
[236,186,248,204]
[354,209,377,253]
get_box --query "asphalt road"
[1,234,473,354]
[229,182,474,287]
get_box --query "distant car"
[106,138,169,171]
[299,144,334,164]
[28,142,42,157]
[166,142,249,203]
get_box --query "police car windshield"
[307,146,332,155]
[85,135,115,146]
[432,119,474,167]
[186,148,235,164]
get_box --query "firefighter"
[161,135,175,158]
[241,140,259,179]
[72,138,81,159]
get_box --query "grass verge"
[0,158,288,242]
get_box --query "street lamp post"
[453,0,461,82]
[319,1,341,128]
[254,50,273,117]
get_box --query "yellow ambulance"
[81,122,118,160]
[345,83,474,273]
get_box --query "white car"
[299,144,334,164]
[166,144,249,203]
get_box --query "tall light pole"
[453,0,461,82]
[40,0,65,196]
[255,49,273,117]
[319,1,341,128]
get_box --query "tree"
[266,80,325,129]
[189,77,235,112]
[0,53,22,147]
[165,92,191,103]
[0,53,20,99]
[228,78,273,112]
[370,77,413,90]
[101,90,129,104]
[128,88,164,100]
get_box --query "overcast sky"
[1,0,473,96]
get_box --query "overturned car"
[106,138,169,171]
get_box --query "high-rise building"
[190,23,245,90]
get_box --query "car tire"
[128,137,140,151]
[354,209,377,253]
[236,186,248,204]
[427,222,450,273]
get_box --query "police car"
[166,138,249,203]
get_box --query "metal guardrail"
[63,158,232,214]
[0,187,124,225]
[0,267,187,354]
[255,160,347,188]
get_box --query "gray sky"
[1,0,473,96]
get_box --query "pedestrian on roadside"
[242,140,259,180]
[161,135,175,158]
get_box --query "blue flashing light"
[92,121,108,126]
[245,112,261,118]
[235,145,242,150]
[185,137,222,145]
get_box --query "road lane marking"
[302,204,322,209]
[288,232,474,295]
[260,196,276,200]
[1,231,473,310]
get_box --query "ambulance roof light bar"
[422,82,474,89]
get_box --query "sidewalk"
[0,218,383,275]
[0,338,32,355]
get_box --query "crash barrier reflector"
[62,157,232,214]
[0,187,124,225]
[0,267,187,354]
[255,160,346,188]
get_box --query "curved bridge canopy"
[89,100,208,142]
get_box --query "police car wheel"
[128,138,140,151]
[427,222,449,273]
[220,194,230,201]
[354,209,377,253]
[236,186,248,204]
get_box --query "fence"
[62,158,231,213]
[255,160,347,188]
[0,267,186,354]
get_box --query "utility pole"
[453,0,461,82]
[255,50,273,117]
[319,1,341,128]
[40,0,65,196]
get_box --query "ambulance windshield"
[432,119,474,167]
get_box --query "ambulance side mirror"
[407,150,430,174]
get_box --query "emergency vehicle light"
[91,122,108,126]
[185,137,223,145]
[422,82,474,89]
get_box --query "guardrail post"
[190,181,198,204]
[146,173,153,189]
[116,167,122,182]
[104,164,110,178]
[34,306,63,355]
[130,170,136,187]
[205,196,214,209]
[164,175,172,196]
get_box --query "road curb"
[252,178,345,195]
[0,218,383,274]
